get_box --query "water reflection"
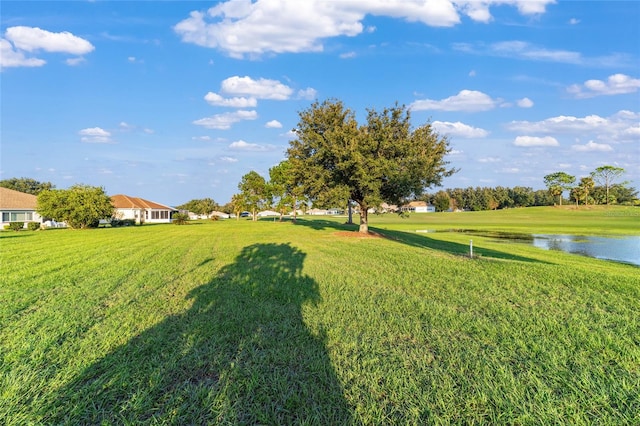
[532,234,640,266]
[417,229,639,266]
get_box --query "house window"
[2,211,33,221]
[151,210,169,219]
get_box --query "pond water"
[531,234,640,266]
[416,229,640,266]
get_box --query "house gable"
[0,187,38,209]
[111,194,176,223]
[0,187,42,226]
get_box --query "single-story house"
[187,211,230,220]
[0,187,43,229]
[111,194,177,224]
[307,208,343,215]
[210,211,230,219]
[257,210,281,217]
[307,208,329,215]
[401,201,436,213]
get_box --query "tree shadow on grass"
[292,218,358,232]
[45,243,352,424]
[291,218,548,263]
[373,227,551,263]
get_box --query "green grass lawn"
[1,207,639,424]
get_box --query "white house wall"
[1,209,43,228]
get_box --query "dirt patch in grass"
[334,231,383,238]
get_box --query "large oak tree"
[238,171,270,221]
[37,184,114,229]
[287,99,456,233]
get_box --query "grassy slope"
[1,208,638,424]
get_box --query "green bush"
[27,222,41,231]
[172,212,189,225]
[8,222,24,231]
[110,218,137,227]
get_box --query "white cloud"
[193,110,258,129]
[297,87,318,100]
[432,121,489,138]
[488,40,581,63]
[506,110,639,142]
[229,139,275,151]
[453,40,629,67]
[79,127,112,143]
[567,74,640,98]
[452,40,580,64]
[65,57,86,66]
[569,18,580,25]
[517,97,534,108]
[455,0,553,22]
[340,51,357,59]
[501,167,520,174]
[219,156,238,162]
[5,26,94,54]
[265,120,282,128]
[118,122,153,135]
[0,39,46,68]
[410,90,498,112]
[513,136,559,147]
[204,91,257,107]
[478,157,501,163]
[2,26,94,69]
[174,0,553,58]
[221,76,293,100]
[192,136,212,141]
[571,141,613,152]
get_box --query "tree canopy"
[176,198,219,216]
[543,172,575,206]
[591,165,625,205]
[268,159,307,221]
[0,177,54,195]
[287,99,456,233]
[37,184,114,229]
[238,171,270,221]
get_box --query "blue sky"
[2,0,638,206]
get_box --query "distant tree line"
[416,166,636,213]
[0,177,55,194]
[421,186,555,212]
[419,182,637,213]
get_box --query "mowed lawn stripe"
[1,210,638,424]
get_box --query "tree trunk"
[347,202,353,225]
[358,203,368,234]
[292,197,297,223]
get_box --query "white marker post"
[470,239,473,258]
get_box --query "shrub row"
[110,219,137,227]
[3,222,42,231]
